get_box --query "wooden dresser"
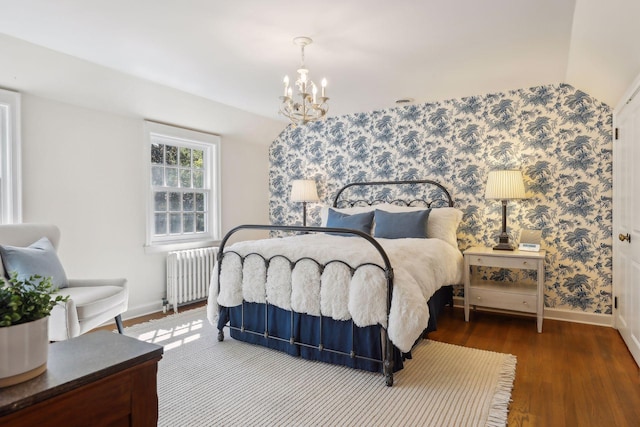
[0,331,163,427]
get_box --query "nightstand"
[463,246,545,332]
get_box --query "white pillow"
[426,207,463,248]
[374,204,463,248]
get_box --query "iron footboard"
[215,224,396,386]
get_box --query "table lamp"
[485,170,526,251]
[290,179,320,226]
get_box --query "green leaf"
[0,273,69,327]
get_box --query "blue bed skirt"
[217,285,453,373]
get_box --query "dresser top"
[0,331,163,416]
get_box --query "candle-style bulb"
[321,78,327,97]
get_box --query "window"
[145,121,220,249]
[0,89,21,224]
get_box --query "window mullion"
[145,120,219,247]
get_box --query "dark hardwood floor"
[97,303,640,426]
[429,307,640,427]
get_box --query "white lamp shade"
[290,179,320,202]
[485,170,526,200]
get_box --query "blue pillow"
[325,209,374,236]
[374,209,432,239]
[0,237,68,289]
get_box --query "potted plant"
[0,274,68,387]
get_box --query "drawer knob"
[476,297,481,300]
[523,301,528,305]
[523,261,528,265]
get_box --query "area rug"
[123,307,516,427]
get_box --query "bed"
[207,180,464,386]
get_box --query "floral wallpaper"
[269,84,613,314]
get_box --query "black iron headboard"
[332,179,454,209]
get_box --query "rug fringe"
[486,354,517,427]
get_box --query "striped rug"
[124,307,516,427]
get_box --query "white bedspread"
[207,234,463,353]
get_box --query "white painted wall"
[566,0,640,106]
[0,34,285,319]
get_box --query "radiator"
[166,247,217,313]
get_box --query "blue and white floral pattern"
[269,84,612,314]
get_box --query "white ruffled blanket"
[207,234,463,353]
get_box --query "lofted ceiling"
[0,0,638,120]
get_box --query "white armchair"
[0,224,128,341]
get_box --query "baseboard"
[543,308,614,327]
[452,296,614,328]
[121,301,164,321]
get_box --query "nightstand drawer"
[468,287,537,313]
[468,255,538,270]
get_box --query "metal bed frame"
[215,179,454,387]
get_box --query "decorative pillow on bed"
[0,237,68,289]
[320,205,375,227]
[373,209,431,239]
[374,204,463,248]
[325,209,375,235]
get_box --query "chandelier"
[279,36,329,126]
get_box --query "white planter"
[0,316,49,387]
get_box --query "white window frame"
[0,89,22,224]
[144,121,221,252]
